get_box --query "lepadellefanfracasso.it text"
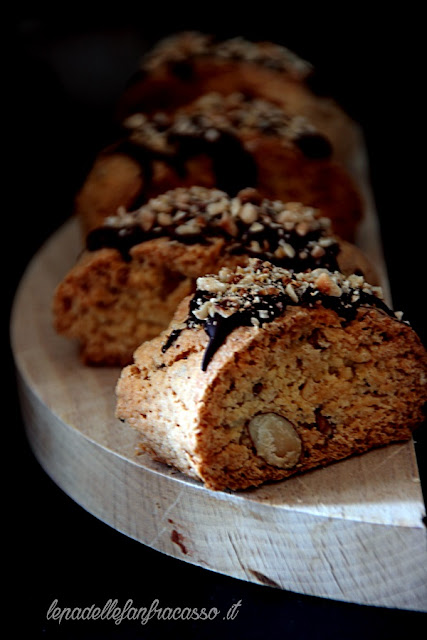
[46,597,242,625]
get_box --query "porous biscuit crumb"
[116,266,427,491]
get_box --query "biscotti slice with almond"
[53,187,377,366]
[115,259,427,491]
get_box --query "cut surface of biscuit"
[116,259,427,491]
[53,188,377,366]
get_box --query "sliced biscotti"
[53,187,377,366]
[76,92,363,240]
[116,259,427,491]
[116,31,361,169]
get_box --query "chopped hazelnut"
[237,187,263,204]
[175,222,202,235]
[230,198,242,217]
[280,241,296,258]
[218,213,239,237]
[207,201,226,216]
[285,283,299,303]
[123,113,147,129]
[296,221,310,236]
[239,202,259,224]
[310,245,326,258]
[315,272,342,297]
[157,212,173,226]
[249,221,264,233]
[196,276,228,294]
[139,209,156,231]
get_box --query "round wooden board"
[11,218,427,612]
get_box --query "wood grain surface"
[10,187,427,611]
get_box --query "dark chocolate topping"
[86,225,146,262]
[162,260,402,371]
[106,91,326,213]
[294,132,333,159]
[167,127,258,194]
[85,187,340,267]
[169,59,195,81]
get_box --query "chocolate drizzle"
[161,261,401,371]
[86,187,341,266]
[86,225,146,262]
[102,90,332,216]
[103,120,258,212]
[294,132,332,159]
[86,214,340,268]
[194,288,394,371]
[167,128,258,194]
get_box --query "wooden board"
[10,182,427,612]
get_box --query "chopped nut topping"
[310,245,326,258]
[239,202,259,224]
[175,221,202,236]
[189,258,397,330]
[141,31,313,79]
[92,186,341,271]
[249,221,264,233]
[123,91,319,155]
[196,276,228,294]
[315,272,342,297]
[285,283,299,303]
[157,212,173,226]
[162,259,405,371]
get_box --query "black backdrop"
[8,5,426,638]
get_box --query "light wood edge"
[10,156,427,611]
[11,217,425,526]
[17,365,427,612]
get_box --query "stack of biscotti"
[53,187,376,366]
[115,259,427,491]
[51,32,427,492]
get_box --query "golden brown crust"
[239,133,362,240]
[75,152,144,237]
[116,297,427,491]
[52,237,247,366]
[336,239,379,285]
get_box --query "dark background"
[8,5,426,637]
